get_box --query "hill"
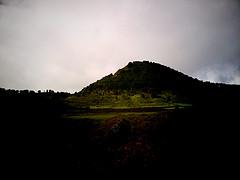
[69,61,195,108]
[68,61,239,109]
[80,61,198,94]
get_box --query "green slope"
[67,61,195,109]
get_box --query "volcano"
[72,61,239,109]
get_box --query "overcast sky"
[0,0,240,92]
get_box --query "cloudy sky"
[0,0,240,92]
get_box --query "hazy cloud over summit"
[0,0,240,92]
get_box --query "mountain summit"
[73,61,203,108]
[80,61,198,95]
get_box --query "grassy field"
[63,91,191,122]
[63,111,159,120]
[66,90,191,110]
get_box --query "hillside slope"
[80,61,199,95]
[74,61,197,108]
[67,61,239,109]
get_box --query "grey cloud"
[195,64,240,84]
[0,0,240,92]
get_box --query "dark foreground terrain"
[1,88,239,178]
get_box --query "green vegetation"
[64,111,159,120]
[66,90,191,109]
[64,113,118,120]
[70,61,194,110]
